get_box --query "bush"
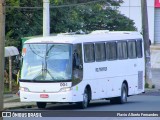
[145,83,149,88]
[152,84,155,89]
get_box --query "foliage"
[152,84,155,89]
[145,83,149,88]
[5,0,137,85]
[5,0,137,49]
[6,0,43,50]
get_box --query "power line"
[6,6,42,9]
[5,0,154,11]
[50,0,106,8]
[5,5,154,10]
[5,0,107,9]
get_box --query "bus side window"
[72,44,83,86]
[117,41,128,60]
[136,39,143,58]
[106,42,117,60]
[73,44,83,69]
[73,50,80,69]
[95,42,106,61]
[128,40,137,59]
[84,43,95,63]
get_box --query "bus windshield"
[20,43,72,81]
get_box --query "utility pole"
[9,57,12,92]
[0,0,5,116]
[141,0,152,88]
[43,0,50,37]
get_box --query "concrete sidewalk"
[151,45,160,68]
[4,94,36,109]
[151,68,160,90]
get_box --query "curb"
[150,45,160,50]
[4,102,37,110]
[145,88,160,92]
[4,95,13,99]
[4,98,20,103]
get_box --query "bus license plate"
[40,94,49,98]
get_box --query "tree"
[6,0,43,49]
[5,0,137,48]
[50,0,136,33]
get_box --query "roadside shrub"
[152,84,155,89]
[145,83,149,88]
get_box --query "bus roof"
[24,31,143,44]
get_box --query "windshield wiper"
[32,69,55,81]
[32,44,54,81]
[32,61,55,81]
[29,44,44,58]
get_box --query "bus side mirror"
[79,64,83,70]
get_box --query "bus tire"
[37,102,47,109]
[110,83,127,104]
[118,83,127,104]
[78,88,89,109]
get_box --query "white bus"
[19,31,145,109]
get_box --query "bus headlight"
[20,87,30,92]
[60,87,72,92]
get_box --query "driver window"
[72,44,83,86]
[73,44,83,69]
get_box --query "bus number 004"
[60,83,67,86]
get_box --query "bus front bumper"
[20,91,74,103]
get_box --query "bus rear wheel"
[110,83,127,104]
[37,102,47,109]
[119,83,127,104]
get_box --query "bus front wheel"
[77,89,89,109]
[37,102,47,109]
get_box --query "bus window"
[128,40,137,59]
[117,41,128,60]
[73,44,83,69]
[106,42,117,60]
[72,44,83,86]
[136,39,143,58]
[95,42,106,62]
[84,43,95,63]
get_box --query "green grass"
[145,83,156,89]
[4,80,19,94]
[4,83,10,93]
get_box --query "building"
[119,0,160,44]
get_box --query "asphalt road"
[21,94,160,111]
[3,93,160,120]
[152,68,160,89]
